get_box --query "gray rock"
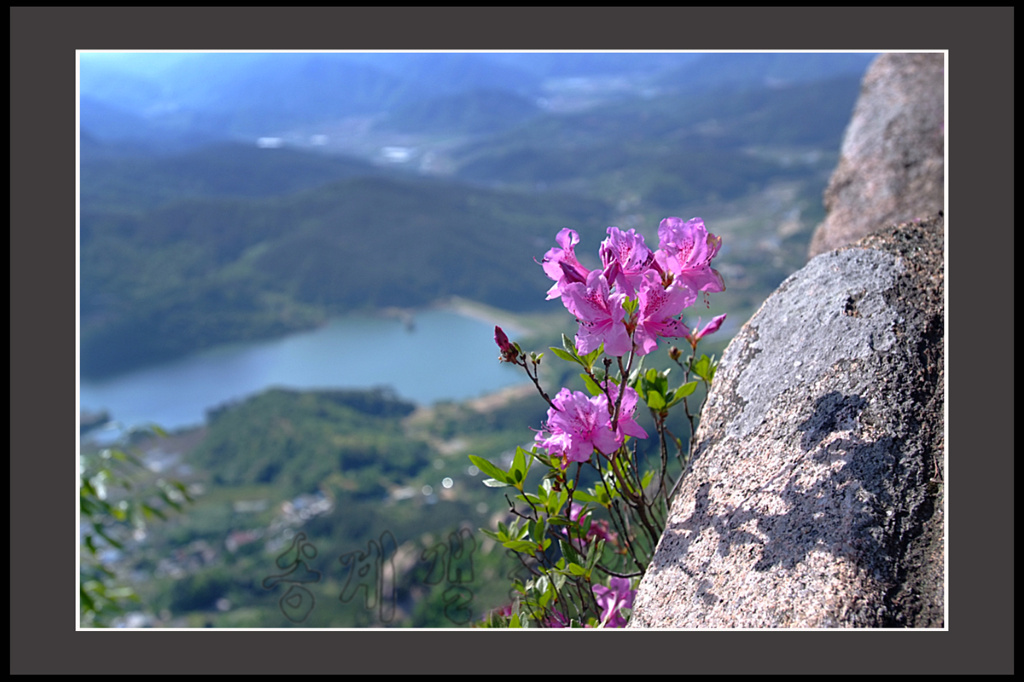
[807,53,945,259]
[629,214,944,628]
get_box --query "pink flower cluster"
[562,502,619,550]
[541,218,725,358]
[593,576,635,628]
[534,382,647,466]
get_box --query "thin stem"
[611,350,636,431]
[521,356,555,410]
[655,412,669,499]
[608,499,645,574]
[594,565,643,579]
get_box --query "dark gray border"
[12,5,1013,675]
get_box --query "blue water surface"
[79,309,526,431]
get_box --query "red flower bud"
[495,326,519,363]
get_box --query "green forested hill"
[80,172,612,378]
[80,141,394,211]
[190,388,428,497]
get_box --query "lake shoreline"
[430,296,531,337]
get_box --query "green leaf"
[530,518,546,542]
[588,482,614,507]
[585,539,606,571]
[80,586,96,613]
[552,573,567,593]
[483,478,512,488]
[141,504,166,522]
[511,447,531,485]
[80,479,97,498]
[509,519,529,540]
[673,380,698,399]
[640,470,655,489]
[580,373,603,397]
[561,333,579,357]
[559,539,580,565]
[691,354,713,382]
[665,383,693,408]
[479,528,502,542]
[566,562,587,576]
[651,369,669,395]
[549,347,578,364]
[571,490,602,505]
[646,389,666,411]
[580,346,603,371]
[504,540,541,554]
[158,490,183,512]
[468,455,510,484]
[556,488,569,514]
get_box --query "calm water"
[79,309,527,431]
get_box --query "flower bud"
[495,326,519,363]
[685,314,727,348]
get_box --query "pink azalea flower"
[540,228,591,300]
[534,388,620,465]
[654,216,725,294]
[560,502,590,549]
[489,602,514,620]
[563,502,620,549]
[562,270,632,357]
[585,518,618,545]
[633,270,694,356]
[543,610,569,628]
[599,226,656,298]
[596,380,648,443]
[593,576,635,628]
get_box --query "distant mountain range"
[79,52,875,147]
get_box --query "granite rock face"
[628,214,944,628]
[807,53,945,259]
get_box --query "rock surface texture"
[807,53,945,259]
[628,214,945,628]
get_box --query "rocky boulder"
[628,214,945,628]
[807,53,944,259]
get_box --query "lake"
[79,308,529,432]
